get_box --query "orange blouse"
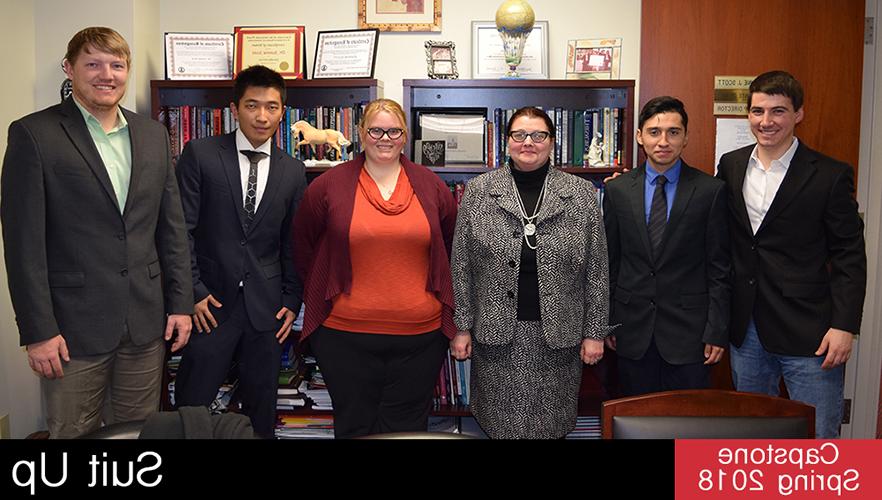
[323,167,442,334]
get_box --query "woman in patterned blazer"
[450,106,610,439]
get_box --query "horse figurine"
[291,120,352,159]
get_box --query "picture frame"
[358,0,442,32]
[312,29,380,79]
[425,41,458,79]
[164,32,234,80]
[416,111,485,164]
[233,25,307,79]
[471,20,548,79]
[565,38,622,80]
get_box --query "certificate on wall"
[164,33,234,80]
[234,26,306,79]
[313,29,379,79]
[471,21,549,79]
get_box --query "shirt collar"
[235,128,272,156]
[72,96,128,134]
[645,159,682,185]
[749,137,800,171]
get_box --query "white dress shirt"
[742,138,799,234]
[235,128,272,209]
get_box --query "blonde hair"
[359,98,408,141]
[65,27,131,67]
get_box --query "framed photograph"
[234,25,307,79]
[565,38,622,80]
[471,20,548,79]
[164,33,234,80]
[313,29,379,79]
[425,41,458,79]
[358,0,442,32]
[417,112,485,164]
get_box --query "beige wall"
[158,0,643,104]
[0,0,41,439]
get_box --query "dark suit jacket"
[716,143,866,355]
[175,132,306,332]
[603,163,730,364]
[1,97,193,356]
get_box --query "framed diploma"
[312,29,379,79]
[234,26,306,79]
[417,112,485,164]
[164,33,234,80]
[358,0,442,32]
[471,21,548,79]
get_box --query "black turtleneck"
[510,162,550,321]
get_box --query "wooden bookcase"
[403,78,635,179]
[150,78,382,179]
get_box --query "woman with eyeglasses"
[292,98,457,438]
[450,106,610,439]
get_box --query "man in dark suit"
[172,65,306,438]
[716,71,866,438]
[1,27,193,438]
[603,96,730,396]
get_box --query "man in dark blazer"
[716,71,866,438]
[1,27,193,438]
[603,96,730,396]
[173,65,306,438]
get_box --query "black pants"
[174,291,282,438]
[617,336,710,397]
[309,326,448,439]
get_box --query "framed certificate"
[565,38,623,80]
[234,26,306,79]
[313,29,379,79]
[358,0,442,32]
[164,33,234,80]
[471,21,549,79]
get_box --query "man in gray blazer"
[1,27,193,438]
[603,96,730,396]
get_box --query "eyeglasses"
[509,130,551,143]
[366,127,405,140]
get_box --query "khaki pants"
[42,333,165,439]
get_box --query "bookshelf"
[403,78,635,177]
[150,78,383,177]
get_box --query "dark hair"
[233,65,287,105]
[638,96,688,132]
[747,70,804,111]
[506,106,556,139]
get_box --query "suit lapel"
[122,108,144,217]
[219,134,248,232]
[728,147,754,236]
[487,168,522,220]
[627,167,654,260]
[536,167,572,225]
[756,143,817,235]
[658,165,697,259]
[247,148,284,233]
[58,98,121,214]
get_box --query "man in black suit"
[603,96,730,396]
[1,27,193,438]
[173,65,306,438]
[716,71,866,438]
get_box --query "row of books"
[157,104,367,163]
[436,350,471,407]
[486,106,626,168]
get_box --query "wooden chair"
[602,389,815,439]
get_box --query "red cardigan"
[292,154,457,340]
